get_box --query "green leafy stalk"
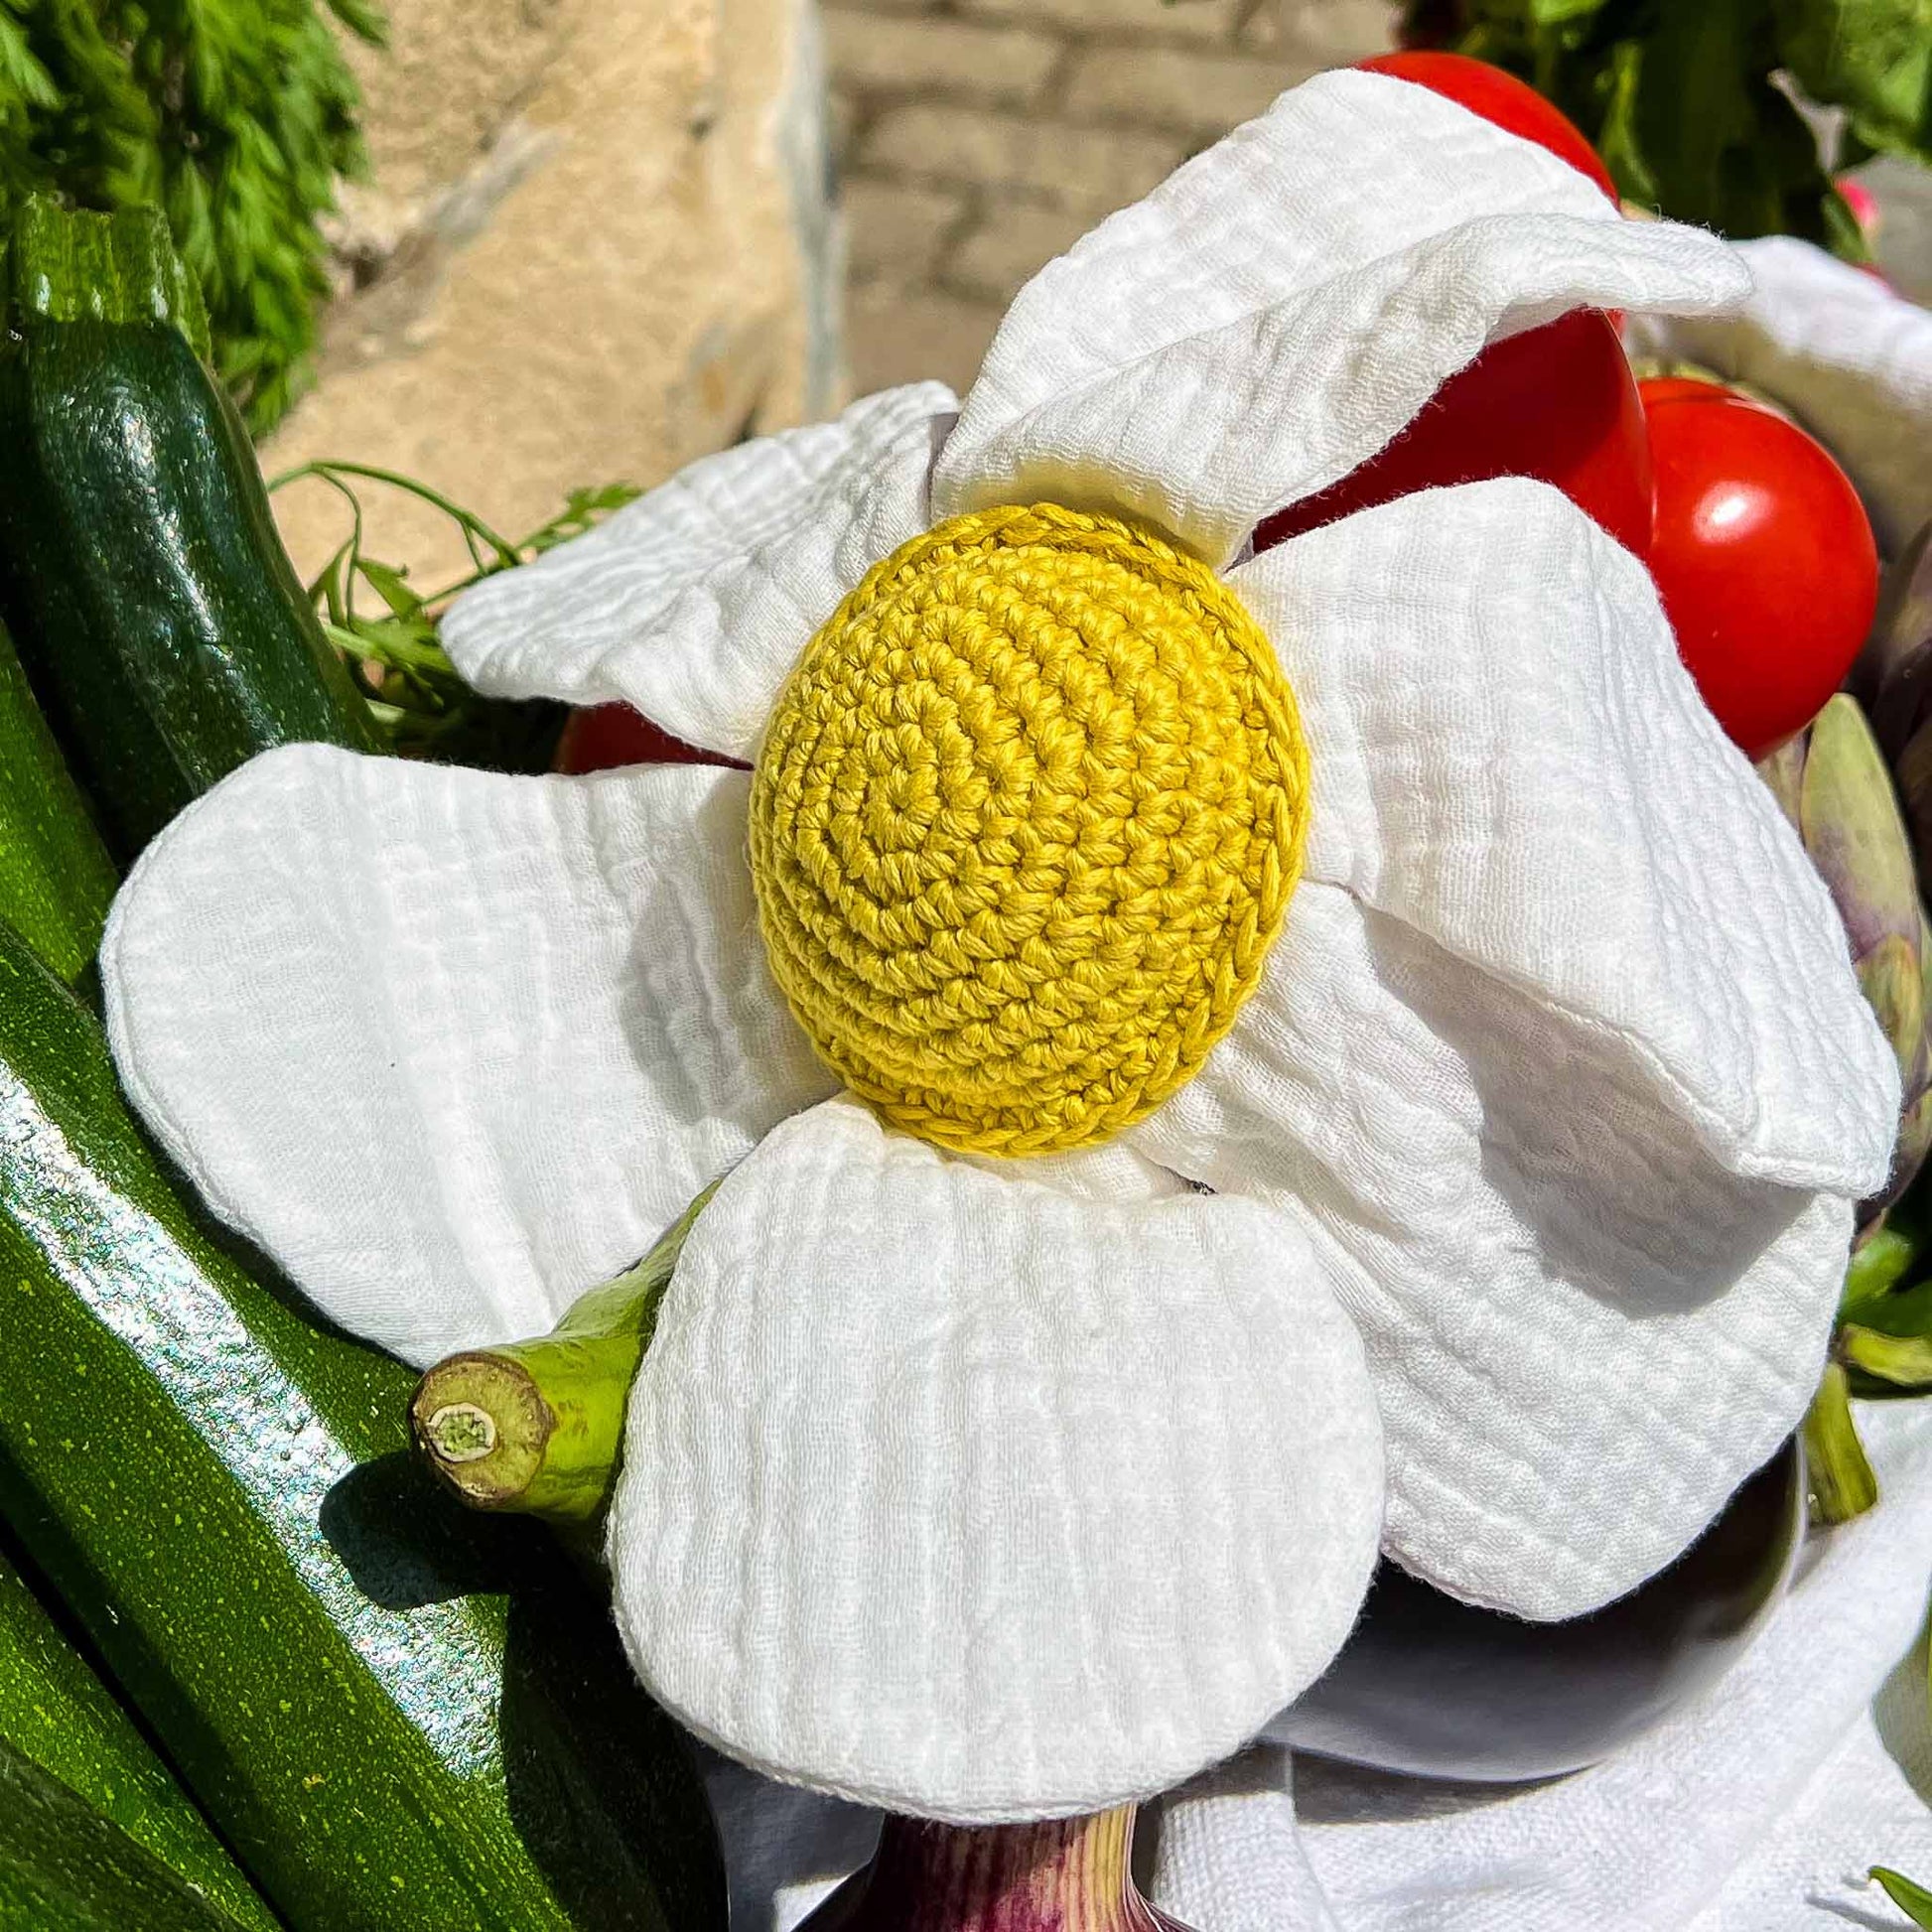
[1873,1865,1932,1928]
[1804,1361,1880,1523]
[411,1185,718,1523]
[1846,1225,1921,1314]
[1842,1326,1932,1389]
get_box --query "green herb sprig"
[268,463,639,771]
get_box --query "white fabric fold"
[1132,880,1851,1618]
[440,382,957,759]
[694,1406,1932,1932]
[102,747,832,1366]
[1232,479,1897,1197]
[933,69,1748,567]
[1150,1402,1932,1932]
[608,1095,1385,1821]
[1626,234,1932,552]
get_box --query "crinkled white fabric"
[691,1406,1932,1932]
[1626,234,1932,552]
[1230,480,1897,1198]
[439,382,956,759]
[959,1138,1191,1200]
[90,60,1894,1846]
[608,1096,1385,1821]
[933,69,1748,567]
[101,748,832,1366]
[1149,1402,1932,1932]
[1132,879,1855,1617]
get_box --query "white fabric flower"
[101,69,1896,1825]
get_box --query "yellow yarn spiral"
[749,502,1311,1157]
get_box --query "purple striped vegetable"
[797,1808,1193,1932]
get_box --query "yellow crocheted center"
[749,502,1311,1157]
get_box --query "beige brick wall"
[269,0,840,584]
[834,0,1401,396]
[273,0,1405,580]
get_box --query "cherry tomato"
[1358,51,1619,205]
[553,701,744,774]
[1641,377,1878,759]
[1254,307,1652,558]
[1638,375,1761,412]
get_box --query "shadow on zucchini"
[321,1450,724,1932]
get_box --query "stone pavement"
[829,0,1400,397]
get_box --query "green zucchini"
[0,919,727,1932]
[0,617,115,981]
[0,1735,252,1931]
[0,201,378,861]
[0,1529,276,1929]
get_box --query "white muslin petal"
[1626,234,1932,550]
[101,746,833,1368]
[932,69,1746,567]
[1149,1408,1932,1932]
[608,1095,1384,1821]
[958,1137,1191,1201]
[440,382,957,759]
[1133,881,1849,1620]
[1231,478,1897,1198]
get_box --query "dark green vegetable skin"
[0,1734,252,1931]
[0,922,727,1932]
[0,1532,275,1928]
[0,618,115,981]
[0,203,378,862]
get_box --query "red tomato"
[1358,52,1619,205]
[1640,378,1878,759]
[1254,307,1652,558]
[1636,376,1763,412]
[553,702,745,773]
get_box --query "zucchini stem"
[420,1401,497,1461]
[6,199,210,361]
[411,1184,718,1523]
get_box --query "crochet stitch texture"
[749,501,1311,1155]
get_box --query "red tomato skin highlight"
[1254,308,1652,558]
[1357,51,1620,204]
[1633,375,1763,412]
[1640,380,1878,760]
[553,702,746,773]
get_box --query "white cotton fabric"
[1231,480,1897,1199]
[95,66,1899,1833]
[102,748,832,1366]
[688,1405,1932,1932]
[1132,881,1856,1616]
[1149,1402,1932,1932]
[1626,234,1932,552]
[609,1096,1385,1821]
[440,382,956,759]
[932,69,1748,567]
